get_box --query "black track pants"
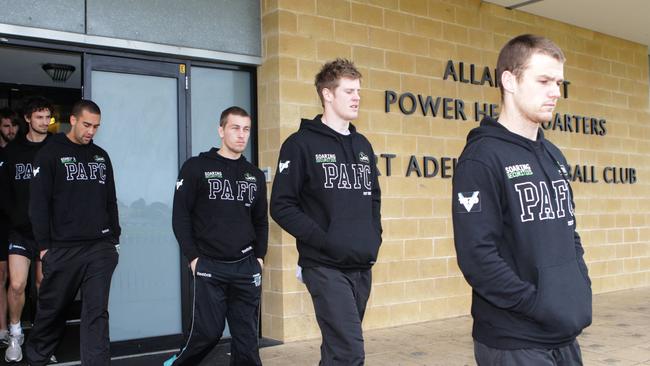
[166,255,262,366]
[26,241,119,366]
[302,266,372,366]
[475,340,583,366]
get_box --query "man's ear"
[501,70,517,95]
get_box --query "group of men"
[0,33,591,366]
[1,99,119,365]
[167,34,591,366]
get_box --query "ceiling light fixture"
[42,63,76,82]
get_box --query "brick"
[399,0,428,15]
[434,237,456,257]
[373,282,405,305]
[428,0,455,22]
[281,81,318,104]
[415,57,444,78]
[419,258,447,278]
[334,21,369,45]
[297,14,334,39]
[316,0,350,20]
[384,9,414,33]
[386,51,416,73]
[316,40,352,60]
[369,27,400,50]
[350,3,384,27]
[405,279,436,301]
[405,238,434,258]
[442,23,468,43]
[390,302,420,325]
[378,239,405,262]
[353,46,385,69]
[402,115,432,136]
[399,33,430,56]
[404,198,433,217]
[367,69,401,91]
[278,0,316,13]
[278,34,316,58]
[368,0,399,10]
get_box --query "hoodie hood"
[466,116,544,152]
[199,147,248,164]
[14,132,51,148]
[51,132,95,149]
[299,115,363,164]
[299,114,358,138]
[467,117,570,192]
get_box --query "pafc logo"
[457,191,481,213]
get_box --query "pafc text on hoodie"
[29,133,120,249]
[172,148,268,262]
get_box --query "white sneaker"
[0,330,9,347]
[4,335,22,362]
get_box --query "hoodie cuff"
[37,239,51,251]
[184,247,201,264]
[307,227,327,251]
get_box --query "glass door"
[83,55,186,342]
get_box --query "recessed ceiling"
[484,0,650,52]
[0,46,81,88]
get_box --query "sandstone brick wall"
[258,0,650,342]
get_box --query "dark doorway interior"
[0,44,82,363]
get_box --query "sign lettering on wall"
[379,60,636,184]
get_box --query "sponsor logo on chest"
[505,163,533,179]
[315,153,337,163]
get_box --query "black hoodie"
[270,115,382,270]
[0,133,50,238]
[172,148,268,262]
[29,133,120,249]
[452,117,592,349]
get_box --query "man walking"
[271,58,382,366]
[0,98,52,363]
[452,34,591,365]
[26,100,120,366]
[166,106,268,366]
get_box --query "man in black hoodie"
[271,59,382,366]
[0,98,52,363]
[26,100,120,366]
[452,35,591,365]
[0,107,19,349]
[166,106,268,366]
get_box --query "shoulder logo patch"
[457,191,481,213]
[279,160,290,173]
[176,179,184,190]
[359,152,370,163]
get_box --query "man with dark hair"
[0,107,17,349]
[0,98,53,362]
[166,106,267,366]
[271,58,382,365]
[0,108,19,148]
[25,99,120,366]
[452,34,591,365]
